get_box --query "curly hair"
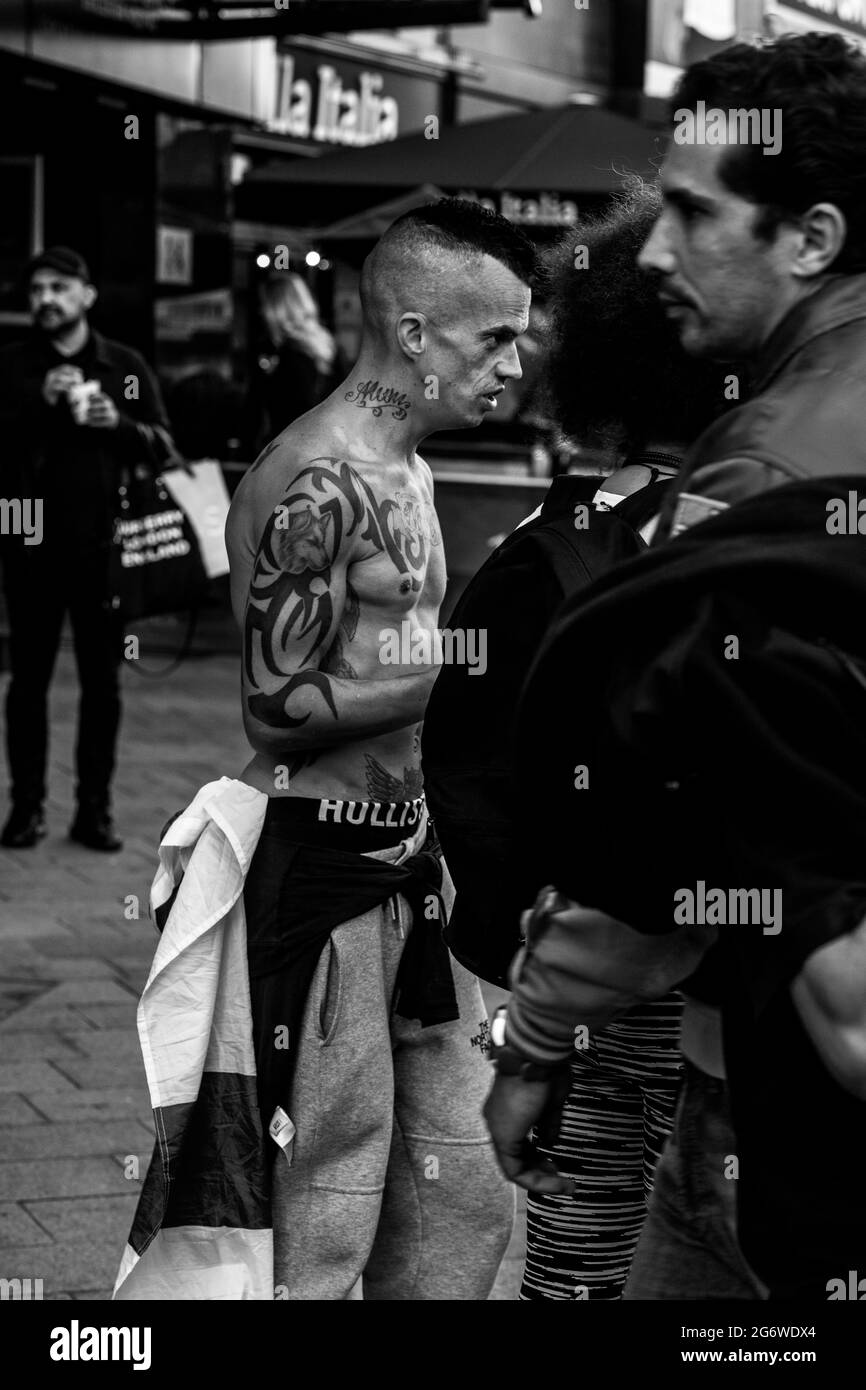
[543,177,731,455]
[671,32,866,271]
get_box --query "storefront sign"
[154,288,233,342]
[271,54,399,147]
[156,226,194,286]
[459,189,579,227]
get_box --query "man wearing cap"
[0,246,174,851]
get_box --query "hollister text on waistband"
[317,797,425,829]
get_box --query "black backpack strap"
[611,478,672,533]
[538,473,603,519]
[525,521,594,592]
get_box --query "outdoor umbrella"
[316,184,446,239]
[245,103,662,196]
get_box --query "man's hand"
[83,392,120,429]
[42,364,84,406]
[483,1068,574,1195]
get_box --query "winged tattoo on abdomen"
[244,458,434,744]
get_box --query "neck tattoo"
[345,379,411,420]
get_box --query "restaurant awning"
[246,103,663,196]
[316,185,445,240]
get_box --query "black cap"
[25,245,92,284]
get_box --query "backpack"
[422,473,670,988]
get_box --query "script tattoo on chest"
[344,379,411,420]
[396,490,441,547]
[244,458,437,747]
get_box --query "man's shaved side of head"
[359,197,536,351]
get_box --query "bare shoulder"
[231,427,307,517]
[414,452,436,498]
[230,428,336,543]
[230,427,390,588]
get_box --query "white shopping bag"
[161,460,231,579]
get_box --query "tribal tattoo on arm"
[247,434,284,476]
[243,457,432,752]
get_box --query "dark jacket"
[0,327,173,559]
[246,343,339,456]
[509,477,866,1297]
[655,272,866,540]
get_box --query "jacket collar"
[26,323,112,365]
[753,272,866,394]
[89,330,114,367]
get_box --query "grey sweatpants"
[271,836,515,1300]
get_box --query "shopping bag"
[161,460,231,579]
[108,464,208,622]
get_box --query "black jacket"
[510,476,866,1297]
[655,272,866,541]
[0,327,173,559]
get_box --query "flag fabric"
[114,778,272,1300]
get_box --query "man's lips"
[658,291,695,313]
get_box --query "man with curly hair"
[486,32,866,1302]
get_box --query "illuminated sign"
[270,56,399,147]
[459,189,579,226]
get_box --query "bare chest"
[349,476,446,615]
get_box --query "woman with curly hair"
[520,176,733,1301]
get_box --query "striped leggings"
[521,993,684,1301]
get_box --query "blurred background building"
[2,1,865,595]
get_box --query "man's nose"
[499,342,523,381]
[638,216,677,278]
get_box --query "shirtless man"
[225,198,535,1300]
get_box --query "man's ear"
[396,311,427,359]
[82,283,98,311]
[791,203,848,279]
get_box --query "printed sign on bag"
[116,509,191,566]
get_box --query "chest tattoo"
[244,459,438,736]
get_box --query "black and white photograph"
[0,0,865,1359]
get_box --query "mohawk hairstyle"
[360,196,538,320]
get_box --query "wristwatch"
[489,1005,568,1082]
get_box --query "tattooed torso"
[226,439,446,801]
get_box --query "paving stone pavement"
[0,633,525,1300]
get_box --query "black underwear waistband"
[260,795,426,851]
